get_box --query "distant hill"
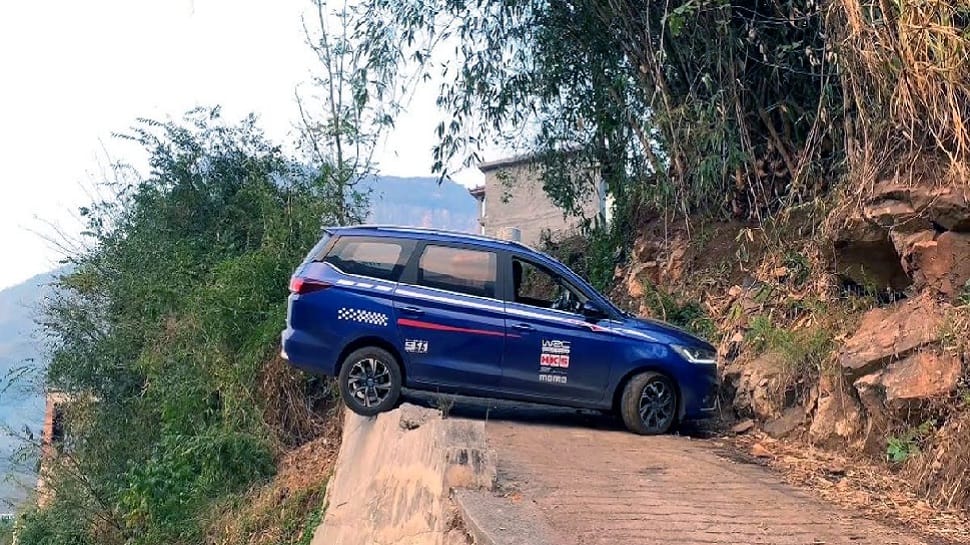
[0,270,55,510]
[362,176,478,231]
[0,175,478,510]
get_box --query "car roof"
[326,224,536,253]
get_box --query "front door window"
[512,257,586,314]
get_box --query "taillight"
[289,277,330,294]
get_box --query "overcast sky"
[0,0,486,290]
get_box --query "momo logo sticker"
[404,339,428,353]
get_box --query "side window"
[324,238,410,281]
[418,245,497,298]
[512,257,587,314]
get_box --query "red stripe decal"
[397,318,507,337]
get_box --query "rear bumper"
[281,328,337,376]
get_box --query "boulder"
[907,232,970,300]
[809,375,864,447]
[830,211,891,245]
[861,180,933,231]
[853,372,890,453]
[763,406,806,439]
[852,350,961,453]
[731,419,756,434]
[839,294,946,375]
[869,350,962,402]
[825,180,970,295]
[891,229,936,270]
[910,185,970,232]
[725,354,785,420]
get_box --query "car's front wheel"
[338,346,402,417]
[619,371,678,435]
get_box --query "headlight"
[671,344,717,364]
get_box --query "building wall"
[36,391,67,508]
[480,161,603,245]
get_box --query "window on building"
[324,238,410,281]
[418,245,497,298]
[511,257,587,314]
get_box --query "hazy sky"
[0,0,485,290]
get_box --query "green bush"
[0,518,13,545]
[19,109,349,544]
[643,287,717,341]
[887,420,936,464]
[746,314,834,376]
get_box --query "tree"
[296,0,403,224]
[357,0,841,224]
[22,108,344,544]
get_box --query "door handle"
[400,306,424,315]
[511,323,534,331]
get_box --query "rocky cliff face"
[613,185,970,510]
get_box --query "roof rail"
[333,224,533,247]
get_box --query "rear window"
[324,237,411,281]
[418,244,497,298]
[301,233,332,264]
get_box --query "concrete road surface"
[415,394,929,545]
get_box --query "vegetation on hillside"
[358,0,969,229]
[11,0,970,539]
[350,0,970,517]
[16,109,345,544]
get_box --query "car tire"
[338,346,402,417]
[619,371,678,435]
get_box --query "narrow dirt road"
[432,398,930,545]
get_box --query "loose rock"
[907,232,970,300]
[763,406,806,439]
[863,350,962,402]
[731,419,756,435]
[839,294,946,375]
[810,376,864,447]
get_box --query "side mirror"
[581,301,607,322]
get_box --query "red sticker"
[540,353,570,368]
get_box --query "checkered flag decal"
[337,307,388,327]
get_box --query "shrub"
[887,420,936,464]
[746,314,834,376]
[23,110,348,544]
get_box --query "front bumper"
[680,363,720,419]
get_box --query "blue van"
[281,225,718,434]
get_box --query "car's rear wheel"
[338,346,402,417]
[619,371,678,435]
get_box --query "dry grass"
[259,355,341,449]
[203,355,345,545]
[207,423,342,545]
[906,412,970,513]
[728,432,970,543]
[834,0,970,184]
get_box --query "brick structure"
[36,391,68,508]
[470,154,608,245]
